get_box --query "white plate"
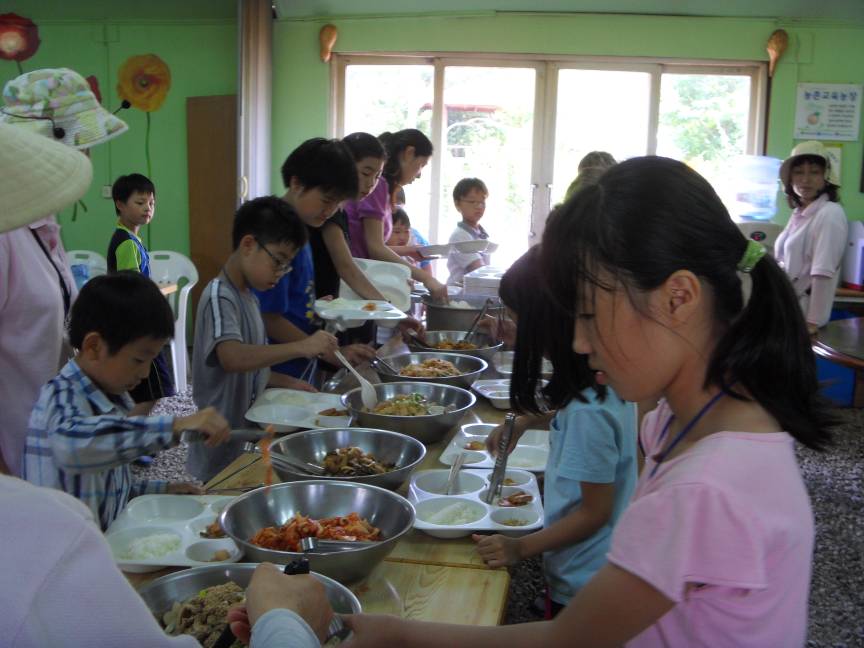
[439,423,550,472]
[409,469,543,538]
[472,378,511,410]
[417,243,452,258]
[453,240,490,254]
[314,298,407,324]
[245,389,346,432]
[106,495,242,572]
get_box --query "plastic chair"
[149,251,199,392]
[67,250,107,280]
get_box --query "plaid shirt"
[23,359,174,530]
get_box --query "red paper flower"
[0,13,40,62]
[86,74,102,104]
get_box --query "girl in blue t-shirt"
[473,246,638,616]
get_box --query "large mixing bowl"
[342,381,476,444]
[377,352,488,389]
[408,330,503,363]
[270,427,426,490]
[220,480,415,583]
[137,563,361,634]
[421,294,502,331]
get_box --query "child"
[385,208,420,267]
[447,177,491,285]
[563,150,617,202]
[775,141,847,333]
[190,196,337,482]
[343,156,832,646]
[107,173,174,468]
[473,247,637,615]
[22,272,230,530]
[256,138,376,382]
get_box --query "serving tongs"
[445,451,468,495]
[370,355,400,375]
[463,298,494,344]
[405,328,436,349]
[243,441,326,476]
[182,428,270,444]
[484,412,516,505]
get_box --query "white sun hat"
[0,122,92,234]
[779,140,840,187]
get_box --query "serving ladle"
[334,349,378,410]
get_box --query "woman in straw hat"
[774,140,847,334]
[0,68,128,476]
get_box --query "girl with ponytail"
[343,156,831,647]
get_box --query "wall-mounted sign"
[794,83,862,141]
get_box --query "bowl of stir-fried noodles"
[408,330,503,363]
[377,351,487,388]
[342,381,476,443]
[220,480,415,583]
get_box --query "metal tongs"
[463,298,494,344]
[484,412,516,505]
[243,442,326,476]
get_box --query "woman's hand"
[424,277,449,304]
[485,415,531,455]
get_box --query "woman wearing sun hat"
[0,68,128,476]
[774,140,848,334]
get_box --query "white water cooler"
[841,221,864,290]
[736,221,783,256]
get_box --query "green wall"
[271,13,864,223]
[0,16,237,255]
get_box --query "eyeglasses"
[460,199,487,208]
[255,238,292,274]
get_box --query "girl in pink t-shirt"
[343,157,831,647]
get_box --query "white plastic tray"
[472,378,511,410]
[105,495,242,573]
[439,423,549,472]
[493,351,553,378]
[418,243,453,258]
[409,468,543,538]
[245,389,349,432]
[339,258,412,311]
[314,298,407,323]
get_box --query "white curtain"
[238,0,272,202]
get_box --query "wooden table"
[813,316,864,406]
[126,398,513,625]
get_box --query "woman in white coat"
[774,141,847,334]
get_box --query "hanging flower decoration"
[117,54,171,112]
[85,74,102,104]
[0,13,41,74]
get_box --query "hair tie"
[737,239,766,273]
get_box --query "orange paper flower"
[117,54,171,112]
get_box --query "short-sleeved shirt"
[608,400,814,647]
[107,223,150,276]
[544,391,637,604]
[190,274,270,481]
[446,222,491,285]
[309,212,349,300]
[254,240,316,377]
[774,194,847,313]
[344,180,392,259]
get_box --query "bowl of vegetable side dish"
[220,480,415,583]
[138,563,360,647]
[342,381,476,443]
[269,427,426,490]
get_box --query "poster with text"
[794,83,862,141]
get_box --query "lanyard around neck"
[30,229,71,318]
[650,391,726,478]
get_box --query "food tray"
[408,468,543,538]
[339,258,411,311]
[105,495,242,573]
[493,351,553,378]
[314,298,407,323]
[417,243,453,258]
[472,378,511,409]
[245,388,349,432]
[439,423,549,472]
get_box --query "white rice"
[425,502,482,526]
[120,533,181,560]
[448,300,474,309]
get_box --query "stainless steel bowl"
[377,352,488,389]
[269,427,426,490]
[220,480,415,583]
[421,294,503,331]
[408,330,504,363]
[137,563,361,629]
[341,381,476,444]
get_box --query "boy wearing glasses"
[189,196,337,481]
[447,177,492,286]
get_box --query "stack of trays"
[462,266,505,298]
[105,495,242,573]
[439,423,549,472]
[409,468,544,538]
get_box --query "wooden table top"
[126,393,514,625]
[813,316,864,369]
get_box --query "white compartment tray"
[245,389,348,432]
[105,495,242,573]
[314,298,407,323]
[471,379,511,410]
[409,468,543,538]
[439,423,549,472]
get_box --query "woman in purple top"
[343,129,448,303]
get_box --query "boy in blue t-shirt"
[255,138,377,385]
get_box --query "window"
[334,55,765,270]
